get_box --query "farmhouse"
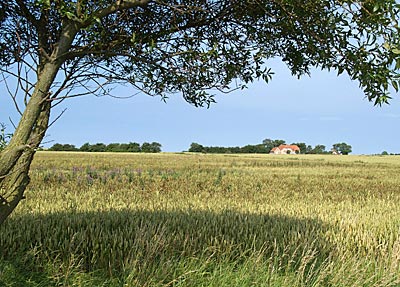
[270,144,300,155]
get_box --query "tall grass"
[1,152,399,286]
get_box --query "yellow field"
[1,152,399,286]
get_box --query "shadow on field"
[1,209,332,285]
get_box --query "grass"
[0,152,399,286]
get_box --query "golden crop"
[1,152,399,286]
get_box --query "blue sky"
[1,59,400,154]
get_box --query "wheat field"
[0,152,399,286]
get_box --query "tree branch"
[14,0,40,27]
[82,0,152,28]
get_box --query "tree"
[189,142,268,154]
[90,143,107,152]
[49,143,78,151]
[126,142,141,153]
[311,144,327,154]
[79,142,91,152]
[333,143,352,155]
[150,142,162,153]
[306,145,313,154]
[106,143,123,152]
[189,143,205,153]
[0,1,399,224]
[141,142,161,153]
[240,145,259,153]
[305,144,327,154]
[141,142,151,153]
[262,139,286,153]
[80,142,142,152]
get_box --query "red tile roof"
[278,144,300,151]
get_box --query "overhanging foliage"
[0,0,399,106]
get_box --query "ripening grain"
[0,152,399,286]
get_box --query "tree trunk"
[0,62,61,224]
[0,89,52,224]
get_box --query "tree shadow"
[1,209,333,285]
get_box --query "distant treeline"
[188,139,352,155]
[47,142,162,153]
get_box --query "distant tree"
[262,139,273,149]
[229,147,241,154]
[308,145,326,154]
[150,142,162,153]
[80,143,91,152]
[126,142,141,153]
[262,139,286,153]
[204,146,227,154]
[119,143,129,152]
[141,142,162,153]
[189,143,205,153]
[48,143,63,151]
[202,146,211,153]
[333,143,352,155]
[240,145,259,153]
[90,143,107,153]
[63,144,78,151]
[381,151,389,155]
[256,144,268,153]
[48,143,78,151]
[106,143,122,152]
[197,143,270,154]
[80,142,147,152]
[141,142,151,153]
[306,145,313,154]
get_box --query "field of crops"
[0,152,399,286]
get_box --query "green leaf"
[391,80,399,92]
[396,59,400,70]
[391,48,400,55]
[64,12,75,20]
[337,66,344,76]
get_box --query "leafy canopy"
[333,142,352,155]
[0,0,399,106]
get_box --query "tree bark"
[0,89,52,224]
[0,63,58,180]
